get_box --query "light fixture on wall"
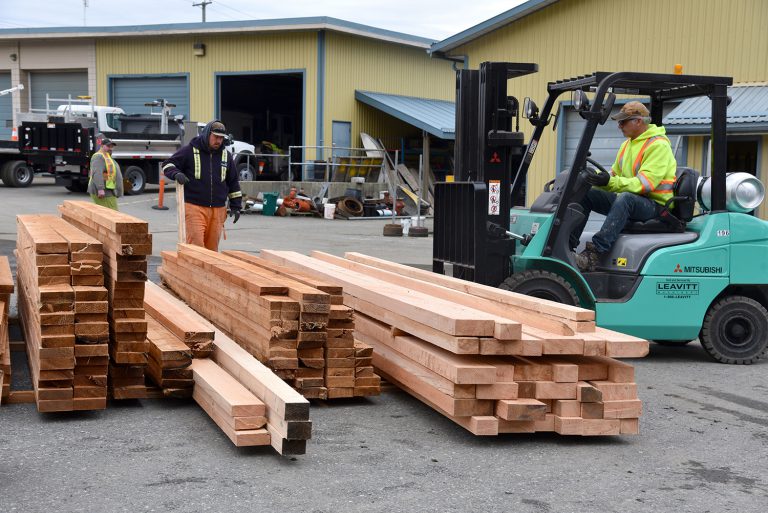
[9,53,17,62]
[193,43,205,57]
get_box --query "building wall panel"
[451,0,768,205]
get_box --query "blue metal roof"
[355,91,455,140]
[663,84,768,134]
[0,16,434,48]
[429,0,558,55]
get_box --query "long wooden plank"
[190,358,266,417]
[343,252,594,322]
[313,251,575,336]
[144,281,214,346]
[0,256,14,294]
[260,250,501,338]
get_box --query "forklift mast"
[433,62,537,286]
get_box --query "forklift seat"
[624,167,700,234]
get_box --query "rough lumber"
[260,250,503,338]
[191,358,267,417]
[144,281,214,357]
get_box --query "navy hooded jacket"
[162,122,242,210]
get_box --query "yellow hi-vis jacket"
[603,124,677,206]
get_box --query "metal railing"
[289,145,386,182]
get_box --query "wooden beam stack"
[144,316,194,397]
[158,244,379,400]
[148,282,311,454]
[222,251,380,399]
[0,256,12,403]
[258,250,648,436]
[16,215,110,411]
[58,201,151,400]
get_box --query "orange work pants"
[185,203,227,252]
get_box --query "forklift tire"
[499,270,579,306]
[700,295,768,364]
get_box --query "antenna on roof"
[83,0,88,26]
[193,0,213,23]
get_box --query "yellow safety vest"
[89,151,117,189]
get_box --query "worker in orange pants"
[184,203,228,251]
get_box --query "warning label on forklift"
[488,180,501,215]
[656,278,699,299]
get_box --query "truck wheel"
[499,270,579,306]
[3,160,34,187]
[124,166,146,195]
[700,295,768,364]
[65,181,88,193]
[237,163,255,181]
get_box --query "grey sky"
[0,0,525,40]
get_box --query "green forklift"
[433,63,768,364]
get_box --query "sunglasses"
[618,117,641,127]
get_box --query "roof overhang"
[429,0,558,56]
[0,16,434,48]
[355,90,455,139]
[663,83,768,135]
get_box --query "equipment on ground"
[434,62,768,364]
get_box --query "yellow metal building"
[1,18,456,165]
[429,0,768,216]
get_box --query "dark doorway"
[727,140,758,175]
[218,73,303,150]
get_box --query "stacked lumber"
[16,215,110,411]
[222,251,380,399]
[58,201,150,399]
[258,250,648,436]
[144,316,194,397]
[0,256,12,403]
[158,244,379,400]
[148,282,310,454]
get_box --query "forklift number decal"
[717,230,730,237]
[488,180,501,215]
[616,258,627,267]
[656,279,699,298]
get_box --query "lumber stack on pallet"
[16,215,110,412]
[222,250,380,399]
[258,250,647,436]
[58,201,150,400]
[0,256,12,403]
[148,281,311,454]
[158,244,379,400]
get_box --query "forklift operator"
[571,101,678,272]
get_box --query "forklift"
[433,62,768,364]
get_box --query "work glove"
[175,172,189,185]
[584,169,610,187]
[229,208,241,224]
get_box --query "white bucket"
[400,218,412,236]
[324,203,336,220]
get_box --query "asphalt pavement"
[0,177,766,513]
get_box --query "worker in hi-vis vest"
[161,120,242,252]
[88,134,124,210]
[570,101,677,272]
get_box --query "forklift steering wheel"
[585,157,608,175]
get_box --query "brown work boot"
[574,242,601,272]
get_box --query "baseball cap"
[96,133,117,147]
[209,121,227,136]
[610,101,650,121]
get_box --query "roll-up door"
[29,71,88,111]
[560,102,684,172]
[111,76,189,119]
[0,72,12,139]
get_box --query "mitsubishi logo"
[490,152,501,163]
[673,264,683,273]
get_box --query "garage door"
[560,102,684,172]
[0,72,11,139]
[29,71,88,111]
[111,76,189,119]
